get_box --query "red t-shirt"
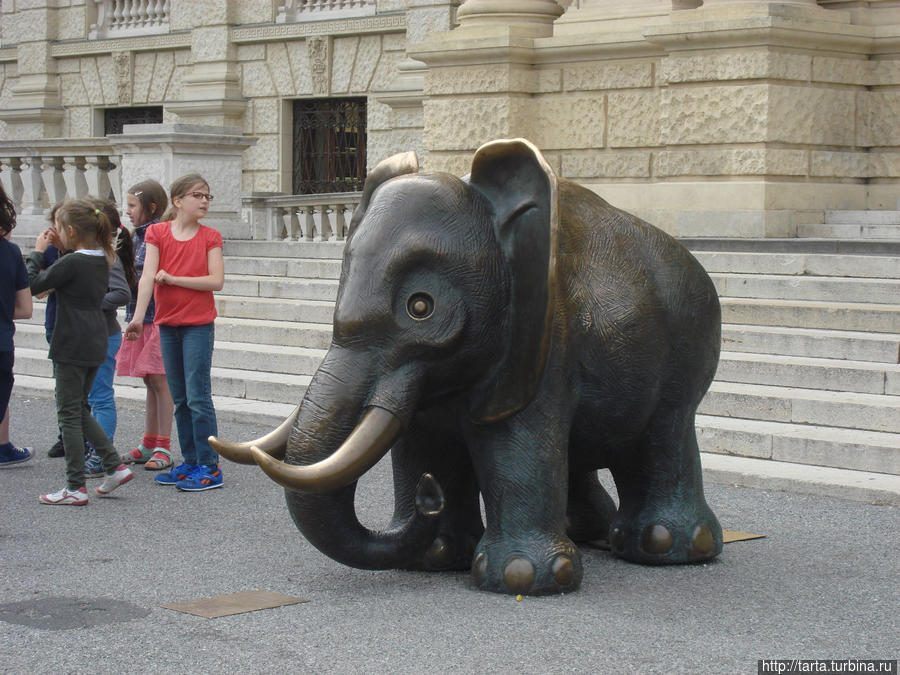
[145,221,223,326]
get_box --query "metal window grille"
[292,98,366,195]
[104,107,163,136]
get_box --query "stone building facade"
[0,0,898,237]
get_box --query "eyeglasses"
[186,191,214,202]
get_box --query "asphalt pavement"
[1,392,897,674]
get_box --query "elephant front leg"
[608,406,723,565]
[466,417,582,596]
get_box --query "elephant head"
[211,139,562,570]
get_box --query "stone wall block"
[96,55,117,104]
[424,152,472,177]
[287,41,312,96]
[656,148,808,177]
[406,6,454,44]
[812,56,871,86]
[59,72,87,107]
[252,97,280,135]
[425,96,520,151]
[350,36,381,93]
[56,58,81,75]
[244,134,279,171]
[148,53,174,103]
[769,85,856,146]
[241,61,276,98]
[79,57,104,105]
[370,49,402,91]
[235,0,272,26]
[56,6,86,41]
[193,26,231,62]
[426,65,534,96]
[531,93,605,150]
[662,51,811,85]
[810,151,869,178]
[5,9,54,47]
[381,32,406,53]
[871,60,900,87]
[864,90,900,147]
[166,64,186,102]
[331,36,360,94]
[171,0,229,29]
[562,151,651,179]
[868,152,900,177]
[237,44,266,62]
[66,106,91,137]
[608,91,660,148]
[16,42,54,76]
[564,61,651,91]
[132,52,155,104]
[367,99,392,132]
[267,43,296,97]
[662,85,768,145]
[174,50,192,67]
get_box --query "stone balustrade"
[276,0,376,23]
[89,0,171,39]
[0,139,121,227]
[242,192,361,242]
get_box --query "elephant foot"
[470,535,583,596]
[407,531,480,572]
[609,504,722,565]
[566,478,617,544]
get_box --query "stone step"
[215,295,335,324]
[213,316,332,349]
[682,237,900,256]
[693,251,900,279]
[710,272,900,305]
[699,381,900,434]
[824,210,900,225]
[798,222,900,239]
[221,274,340,302]
[716,351,900,396]
[223,239,346,259]
[225,256,342,280]
[720,297,900,334]
[696,414,900,475]
[722,324,900,363]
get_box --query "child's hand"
[46,226,62,249]
[155,269,172,285]
[34,229,53,253]
[124,320,144,341]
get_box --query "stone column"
[166,2,247,127]
[0,1,64,139]
[107,124,257,239]
[456,0,564,37]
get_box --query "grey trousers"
[54,362,120,490]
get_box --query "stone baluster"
[319,205,334,242]
[301,205,318,241]
[19,157,45,215]
[84,156,113,202]
[0,157,24,213]
[332,202,348,240]
[41,156,67,207]
[107,155,122,205]
[62,156,89,200]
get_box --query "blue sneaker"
[176,465,223,492]
[155,462,196,486]
[84,445,104,479]
[0,443,34,467]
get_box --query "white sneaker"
[39,486,89,506]
[96,464,134,496]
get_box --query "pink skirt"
[115,323,166,377]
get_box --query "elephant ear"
[348,151,419,234]
[467,138,559,424]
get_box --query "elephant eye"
[406,292,434,320]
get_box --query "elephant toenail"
[552,555,575,586]
[425,536,452,569]
[611,527,625,551]
[503,558,535,594]
[472,553,487,584]
[641,524,673,554]
[692,525,714,556]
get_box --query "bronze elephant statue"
[212,138,723,595]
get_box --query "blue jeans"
[87,331,122,441]
[158,323,218,466]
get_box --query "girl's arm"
[124,243,159,340]
[14,287,33,320]
[103,258,131,311]
[155,246,224,292]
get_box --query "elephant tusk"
[208,405,298,465]
[250,406,403,493]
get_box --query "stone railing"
[276,0,376,23]
[0,139,121,229]
[242,192,362,241]
[89,0,171,39]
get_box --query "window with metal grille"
[292,98,366,194]
[103,107,163,136]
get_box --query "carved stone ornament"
[308,36,331,96]
[112,51,133,105]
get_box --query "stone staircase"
[11,209,900,500]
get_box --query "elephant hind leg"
[608,406,722,565]
[566,470,617,545]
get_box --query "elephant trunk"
[278,348,443,570]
